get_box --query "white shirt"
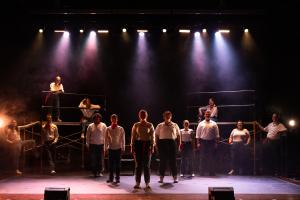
[42,123,59,142]
[180,129,193,142]
[50,82,64,92]
[230,128,250,142]
[105,125,126,151]
[196,120,220,140]
[78,102,100,118]
[6,128,21,142]
[199,105,218,118]
[155,122,180,140]
[86,122,107,145]
[264,122,287,140]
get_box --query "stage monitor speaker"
[44,187,70,200]
[208,187,235,200]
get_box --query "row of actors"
[46,76,217,123]
[4,109,287,189]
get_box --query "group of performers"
[1,75,288,190]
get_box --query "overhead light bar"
[97,30,109,33]
[218,29,230,33]
[137,29,148,33]
[179,29,190,33]
[54,30,66,33]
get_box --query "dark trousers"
[43,141,56,171]
[133,140,151,184]
[231,142,246,174]
[158,139,177,177]
[108,149,121,181]
[180,142,193,175]
[263,139,281,175]
[10,141,22,170]
[89,144,104,175]
[199,139,216,175]
[48,94,60,120]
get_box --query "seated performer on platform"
[228,120,250,175]
[49,76,64,122]
[155,110,181,184]
[131,110,155,190]
[256,113,287,175]
[41,114,59,174]
[105,114,125,184]
[198,97,218,122]
[196,110,220,176]
[86,113,107,177]
[5,119,36,175]
[78,98,101,137]
[179,120,195,178]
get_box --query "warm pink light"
[0,118,4,128]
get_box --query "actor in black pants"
[196,110,220,176]
[155,111,181,183]
[105,114,125,183]
[131,110,155,189]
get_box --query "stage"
[1,172,300,200]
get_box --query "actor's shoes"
[16,169,22,175]
[133,183,141,189]
[228,169,234,175]
[158,176,164,183]
[173,176,178,183]
[145,184,151,190]
[51,170,56,174]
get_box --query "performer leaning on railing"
[46,76,64,122]
[256,113,287,175]
[78,97,101,137]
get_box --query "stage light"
[54,30,66,33]
[194,32,200,37]
[244,28,249,33]
[39,29,43,33]
[202,29,207,33]
[218,29,230,33]
[137,29,148,33]
[179,29,190,33]
[0,118,4,128]
[79,29,84,33]
[289,119,296,127]
[162,28,167,33]
[90,31,96,36]
[137,30,148,36]
[122,28,127,33]
[63,31,70,37]
[97,30,109,33]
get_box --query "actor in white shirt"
[86,113,107,177]
[105,114,125,184]
[196,110,220,176]
[155,110,181,183]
